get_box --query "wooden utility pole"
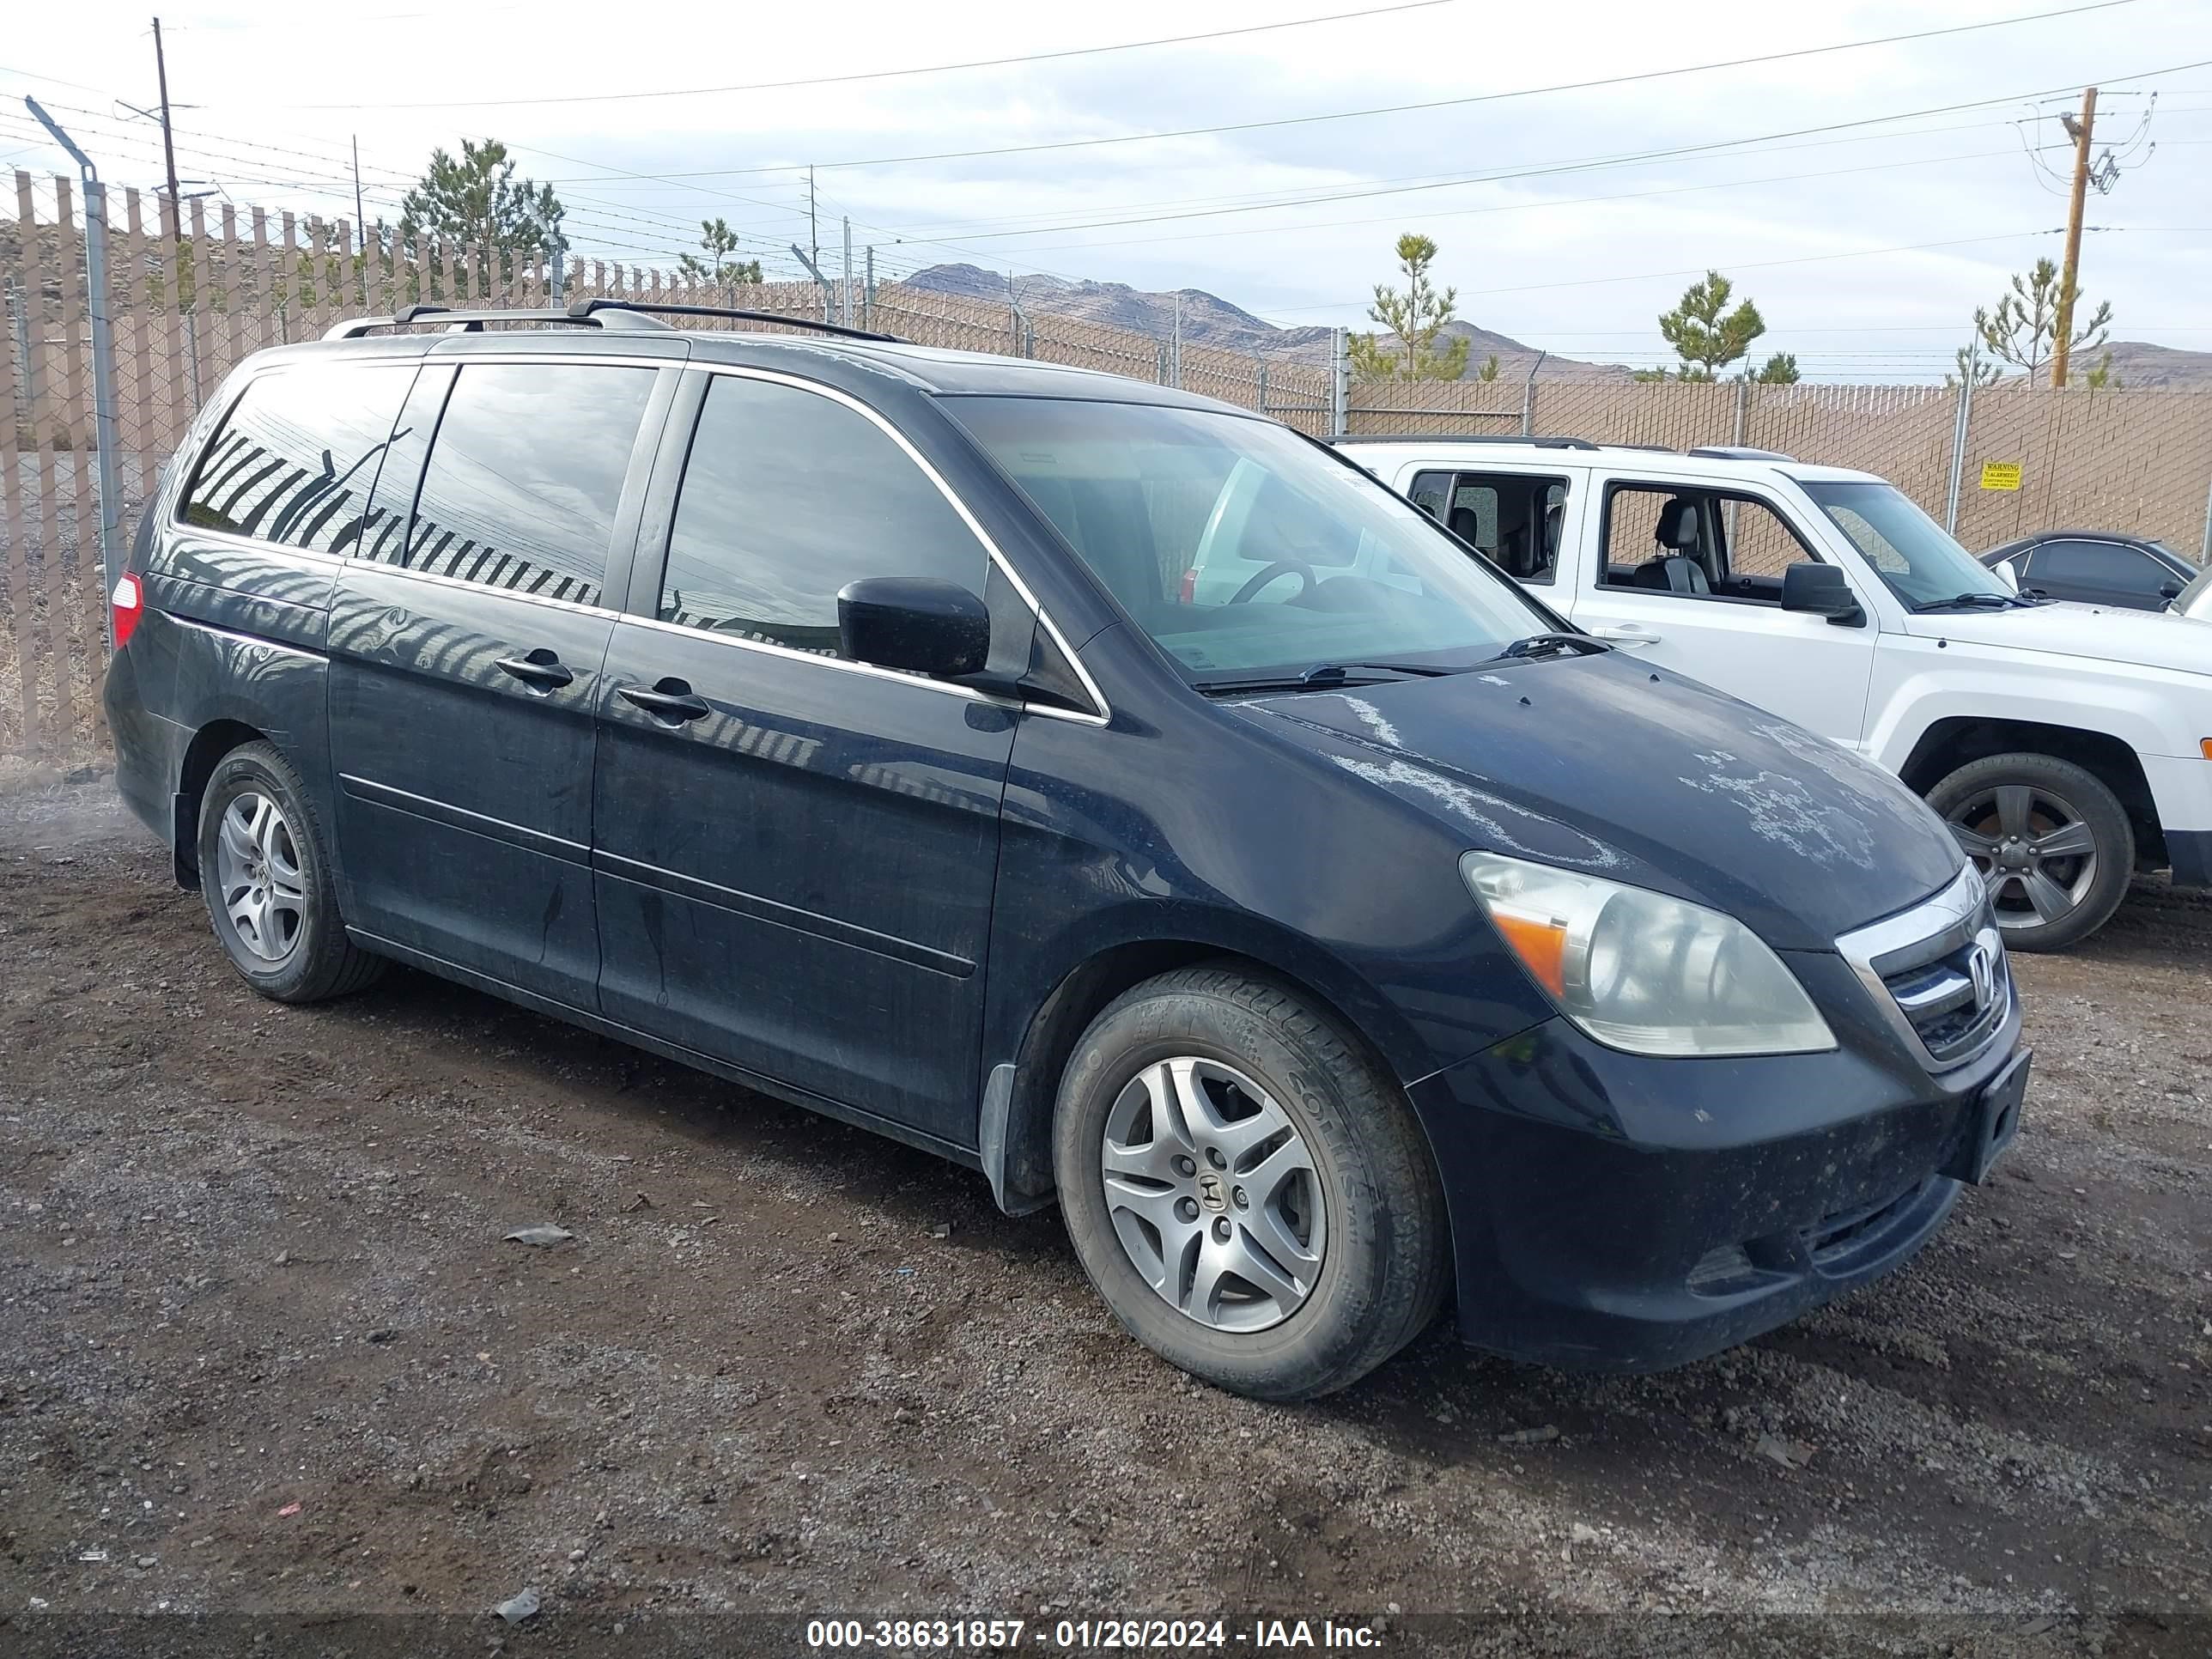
[2050,85,2098,389]
[151,14,201,398]
[151,17,183,261]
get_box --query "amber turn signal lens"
[1491,910,1568,997]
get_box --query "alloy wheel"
[1099,1056,1328,1334]
[215,790,307,963]
[1945,782,2099,933]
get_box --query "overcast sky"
[3,0,2208,378]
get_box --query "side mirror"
[836,577,990,678]
[1780,561,1864,626]
[2160,580,2184,601]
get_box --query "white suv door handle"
[1586,623,1660,647]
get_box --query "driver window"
[1599,483,1820,604]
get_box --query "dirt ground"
[0,776,2206,1658]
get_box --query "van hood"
[1229,652,1963,951]
[1908,599,2209,673]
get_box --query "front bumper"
[1407,956,2022,1373]
[2142,752,2212,887]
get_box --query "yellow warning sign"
[1979,461,2023,491]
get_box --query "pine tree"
[677,218,763,287]
[1348,234,1471,382]
[399,138,567,292]
[1651,270,1765,381]
[1972,258,2111,381]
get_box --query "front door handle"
[1585,622,1661,647]
[495,649,575,689]
[618,679,712,723]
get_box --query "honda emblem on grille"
[1966,941,1996,1012]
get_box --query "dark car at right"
[1983,530,2199,611]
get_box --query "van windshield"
[946,397,1554,685]
[1800,480,2018,611]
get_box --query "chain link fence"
[6,168,2212,764]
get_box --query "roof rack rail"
[323,303,669,341]
[325,299,902,343]
[1687,445,1796,462]
[1334,434,1601,450]
[570,299,902,342]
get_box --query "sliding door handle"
[495,650,575,689]
[618,680,711,723]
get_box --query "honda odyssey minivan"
[104,301,2028,1400]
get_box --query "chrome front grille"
[1837,866,2014,1073]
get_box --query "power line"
[885,140,2063,252]
[252,0,1461,111]
[537,3,2166,180]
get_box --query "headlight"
[1461,851,1835,1058]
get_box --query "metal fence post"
[27,100,122,638]
[1256,357,1269,416]
[864,246,874,331]
[2201,468,2212,567]
[1943,341,1978,534]
[1732,376,1749,447]
[1330,328,1349,436]
[1521,351,1546,436]
[550,245,565,302]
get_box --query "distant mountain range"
[2094,341,2212,388]
[904,263,1632,380]
[905,262,2212,387]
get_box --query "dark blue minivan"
[103,302,2028,1399]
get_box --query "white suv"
[1338,436,2212,950]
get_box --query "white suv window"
[1408,469,1566,586]
[1598,483,1818,603]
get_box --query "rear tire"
[1053,964,1448,1401]
[1926,751,2133,952]
[196,740,385,1003]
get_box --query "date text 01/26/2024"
[805,1617,1388,1649]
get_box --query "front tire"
[197,740,385,1003]
[1927,751,2133,952]
[1053,965,1447,1401]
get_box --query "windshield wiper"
[1911,592,2031,613]
[1485,632,1613,662]
[1194,657,1493,696]
[1192,662,1419,696]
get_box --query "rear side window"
[403,362,658,607]
[1408,468,1564,584]
[178,363,414,554]
[2033,539,2166,592]
[655,375,989,656]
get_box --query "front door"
[593,369,1020,1142]
[328,357,672,1007]
[1565,478,1876,750]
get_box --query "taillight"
[111,572,144,648]
[1178,568,1198,604]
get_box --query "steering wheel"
[1229,559,1316,605]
